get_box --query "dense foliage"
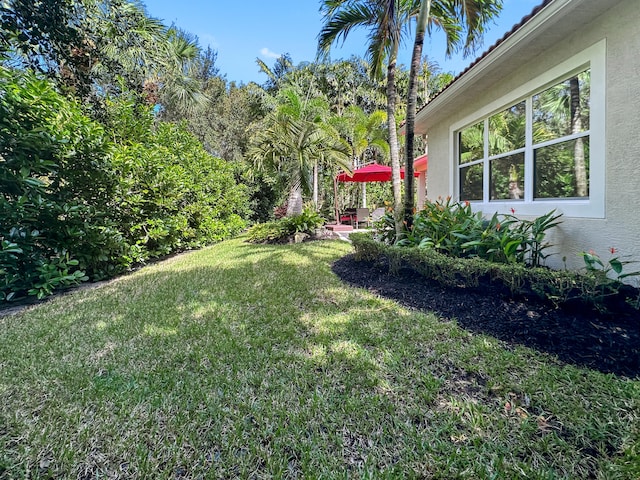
[1,0,457,302]
[367,198,639,311]
[352,232,640,313]
[390,198,561,267]
[245,209,324,244]
[1,67,248,301]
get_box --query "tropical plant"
[389,198,561,267]
[248,87,350,216]
[330,105,389,167]
[319,0,418,240]
[245,208,324,244]
[579,248,640,307]
[404,0,503,227]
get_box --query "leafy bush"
[0,66,111,300]
[389,198,561,267]
[246,209,324,244]
[578,249,640,308]
[351,232,639,313]
[110,117,249,258]
[282,209,323,234]
[1,71,250,302]
[245,221,290,244]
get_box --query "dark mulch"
[332,254,640,378]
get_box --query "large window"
[452,40,605,218]
[458,70,590,203]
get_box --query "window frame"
[450,40,606,218]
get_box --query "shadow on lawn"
[332,254,640,379]
[3,240,637,479]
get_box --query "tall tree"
[319,0,416,240]
[87,2,206,115]
[248,87,350,216]
[404,0,502,226]
[256,53,294,94]
[1,0,206,114]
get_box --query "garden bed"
[333,254,640,378]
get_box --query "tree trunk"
[387,44,403,242]
[312,160,319,209]
[570,77,587,197]
[286,180,304,216]
[404,0,431,231]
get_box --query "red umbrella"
[336,162,417,183]
[333,163,418,223]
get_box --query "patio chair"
[370,207,385,224]
[355,207,370,228]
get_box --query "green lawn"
[1,239,638,479]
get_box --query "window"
[452,40,605,218]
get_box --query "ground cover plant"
[370,198,640,312]
[1,239,638,478]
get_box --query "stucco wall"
[423,0,640,280]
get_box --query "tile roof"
[419,0,554,110]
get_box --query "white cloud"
[260,47,281,59]
[197,33,219,50]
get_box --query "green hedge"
[350,232,639,313]
[1,68,249,301]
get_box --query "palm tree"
[256,53,294,94]
[319,0,416,240]
[331,105,390,207]
[83,1,206,115]
[248,87,350,216]
[332,105,389,167]
[404,0,503,226]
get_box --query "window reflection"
[489,101,526,156]
[490,154,525,200]
[535,138,590,198]
[459,121,484,164]
[533,70,590,143]
[460,163,483,201]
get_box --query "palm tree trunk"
[387,44,403,241]
[404,0,432,231]
[570,77,587,197]
[312,161,319,209]
[286,180,304,216]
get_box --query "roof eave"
[415,0,576,131]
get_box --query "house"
[413,0,640,275]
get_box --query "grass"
[0,239,638,479]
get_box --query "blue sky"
[142,0,542,85]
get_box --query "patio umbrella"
[334,163,418,220]
[336,162,414,183]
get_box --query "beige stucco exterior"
[415,0,640,279]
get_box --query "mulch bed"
[332,254,640,378]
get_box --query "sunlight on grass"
[143,324,178,337]
[1,238,638,478]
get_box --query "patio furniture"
[340,208,357,225]
[355,207,370,228]
[370,207,385,224]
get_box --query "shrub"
[0,66,111,300]
[1,72,250,302]
[110,119,249,257]
[245,221,290,244]
[389,198,561,267]
[245,209,324,244]
[351,232,639,313]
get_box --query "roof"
[416,0,552,115]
